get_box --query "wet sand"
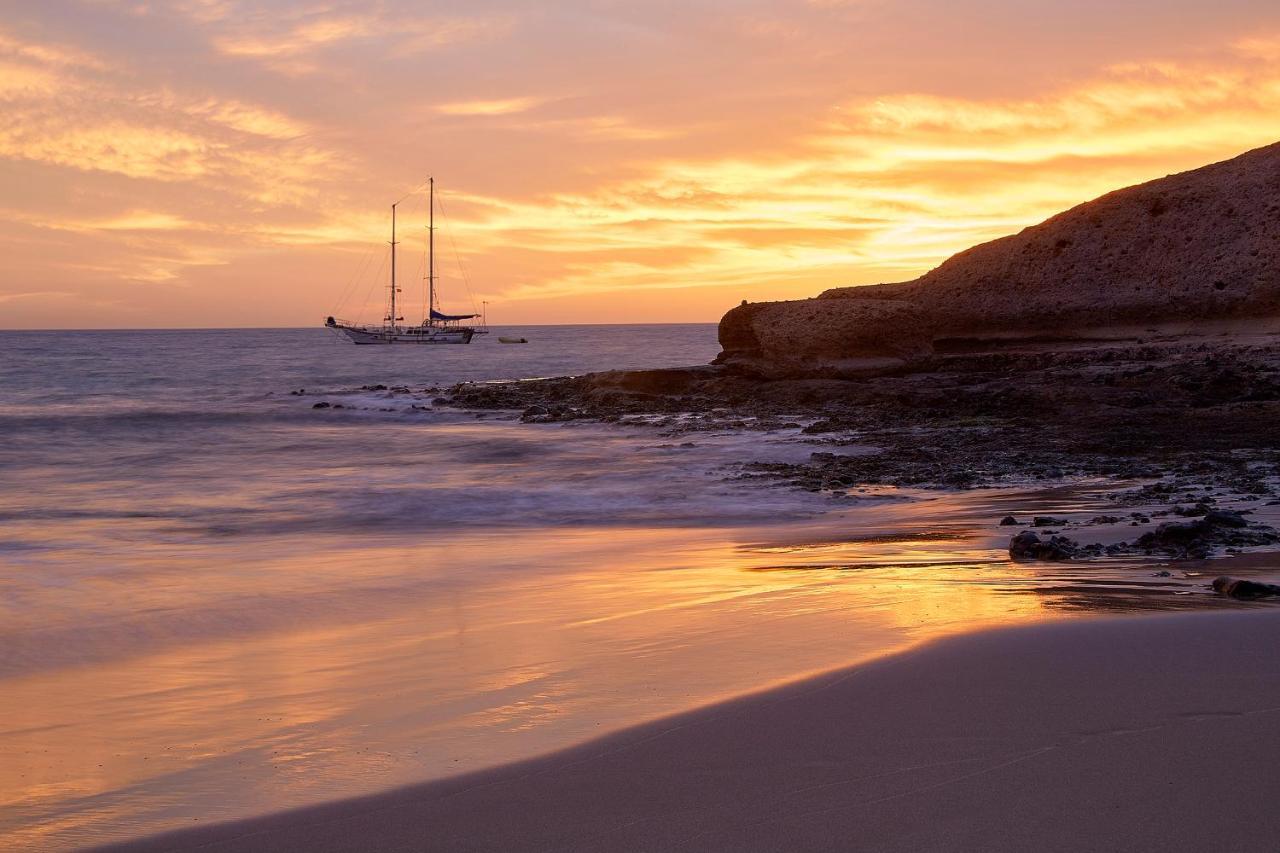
[2,482,1111,849]
[109,609,1280,852]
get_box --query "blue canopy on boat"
[430,308,478,321]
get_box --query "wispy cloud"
[204,6,516,74]
[0,290,75,304]
[214,14,376,59]
[0,27,107,71]
[0,27,337,201]
[437,96,546,116]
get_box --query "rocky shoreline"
[442,331,1280,566]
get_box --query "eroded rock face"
[718,142,1280,375]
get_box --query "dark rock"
[312,402,331,409]
[1009,531,1078,561]
[1212,576,1280,599]
[1138,522,1203,547]
[1137,512,1280,558]
[999,515,1019,526]
[1032,516,1069,527]
[1204,509,1248,528]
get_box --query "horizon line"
[0,321,722,333]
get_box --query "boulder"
[1212,576,1280,599]
[1009,531,1078,561]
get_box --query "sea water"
[0,325,1117,848]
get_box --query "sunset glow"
[2,1,1280,327]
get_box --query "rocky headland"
[718,140,1280,376]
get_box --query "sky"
[1,1,1279,329]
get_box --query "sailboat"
[325,178,482,344]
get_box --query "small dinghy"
[498,336,529,344]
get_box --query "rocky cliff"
[718,142,1280,375]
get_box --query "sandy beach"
[106,609,1280,852]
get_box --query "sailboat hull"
[330,323,475,345]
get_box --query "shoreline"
[106,608,1280,852]
[443,330,1280,564]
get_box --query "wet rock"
[312,401,331,409]
[1136,512,1280,558]
[1204,509,1249,528]
[942,469,979,487]
[999,515,1019,526]
[1212,576,1280,599]
[802,418,857,435]
[1009,530,1078,561]
[1138,522,1203,547]
[1032,516,1069,527]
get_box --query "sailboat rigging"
[326,178,483,344]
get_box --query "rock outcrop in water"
[717,142,1280,376]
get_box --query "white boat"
[326,178,481,345]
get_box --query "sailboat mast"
[428,177,435,326]
[389,202,399,326]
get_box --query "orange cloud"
[437,96,545,116]
[214,15,375,59]
[208,8,516,74]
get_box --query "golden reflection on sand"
[0,500,1057,849]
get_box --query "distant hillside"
[718,142,1280,374]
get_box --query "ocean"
[0,325,1165,848]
